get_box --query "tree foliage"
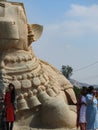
[73,86,81,100]
[61,65,73,79]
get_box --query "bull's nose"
[0,20,19,39]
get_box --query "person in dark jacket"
[4,83,16,130]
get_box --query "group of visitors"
[0,82,98,130]
[1,83,16,130]
[77,85,98,130]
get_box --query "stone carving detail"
[0,1,77,129]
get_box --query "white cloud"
[34,4,98,59]
[33,4,98,84]
[44,4,98,40]
[66,4,98,18]
[66,4,98,33]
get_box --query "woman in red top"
[4,83,16,130]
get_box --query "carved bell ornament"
[17,94,29,111]
[52,87,60,94]
[27,90,41,108]
[38,90,50,103]
[28,96,41,108]
[46,88,56,97]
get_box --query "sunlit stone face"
[0,2,28,50]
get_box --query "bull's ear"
[28,24,43,45]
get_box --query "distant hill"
[69,79,98,88]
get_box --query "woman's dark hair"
[87,86,94,94]
[82,86,87,91]
[8,83,16,104]
[81,86,87,95]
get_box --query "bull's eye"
[0,3,5,17]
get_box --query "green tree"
[61,65,73,79]
[73,86,81,100]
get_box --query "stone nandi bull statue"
[0,0,77,129]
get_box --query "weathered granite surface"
[0,0,77,129]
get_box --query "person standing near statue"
[77,86,87,130]
[4,83,16,130]
[86,86,98,130]
[78,86,87,130]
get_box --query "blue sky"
[12,0,98,85]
